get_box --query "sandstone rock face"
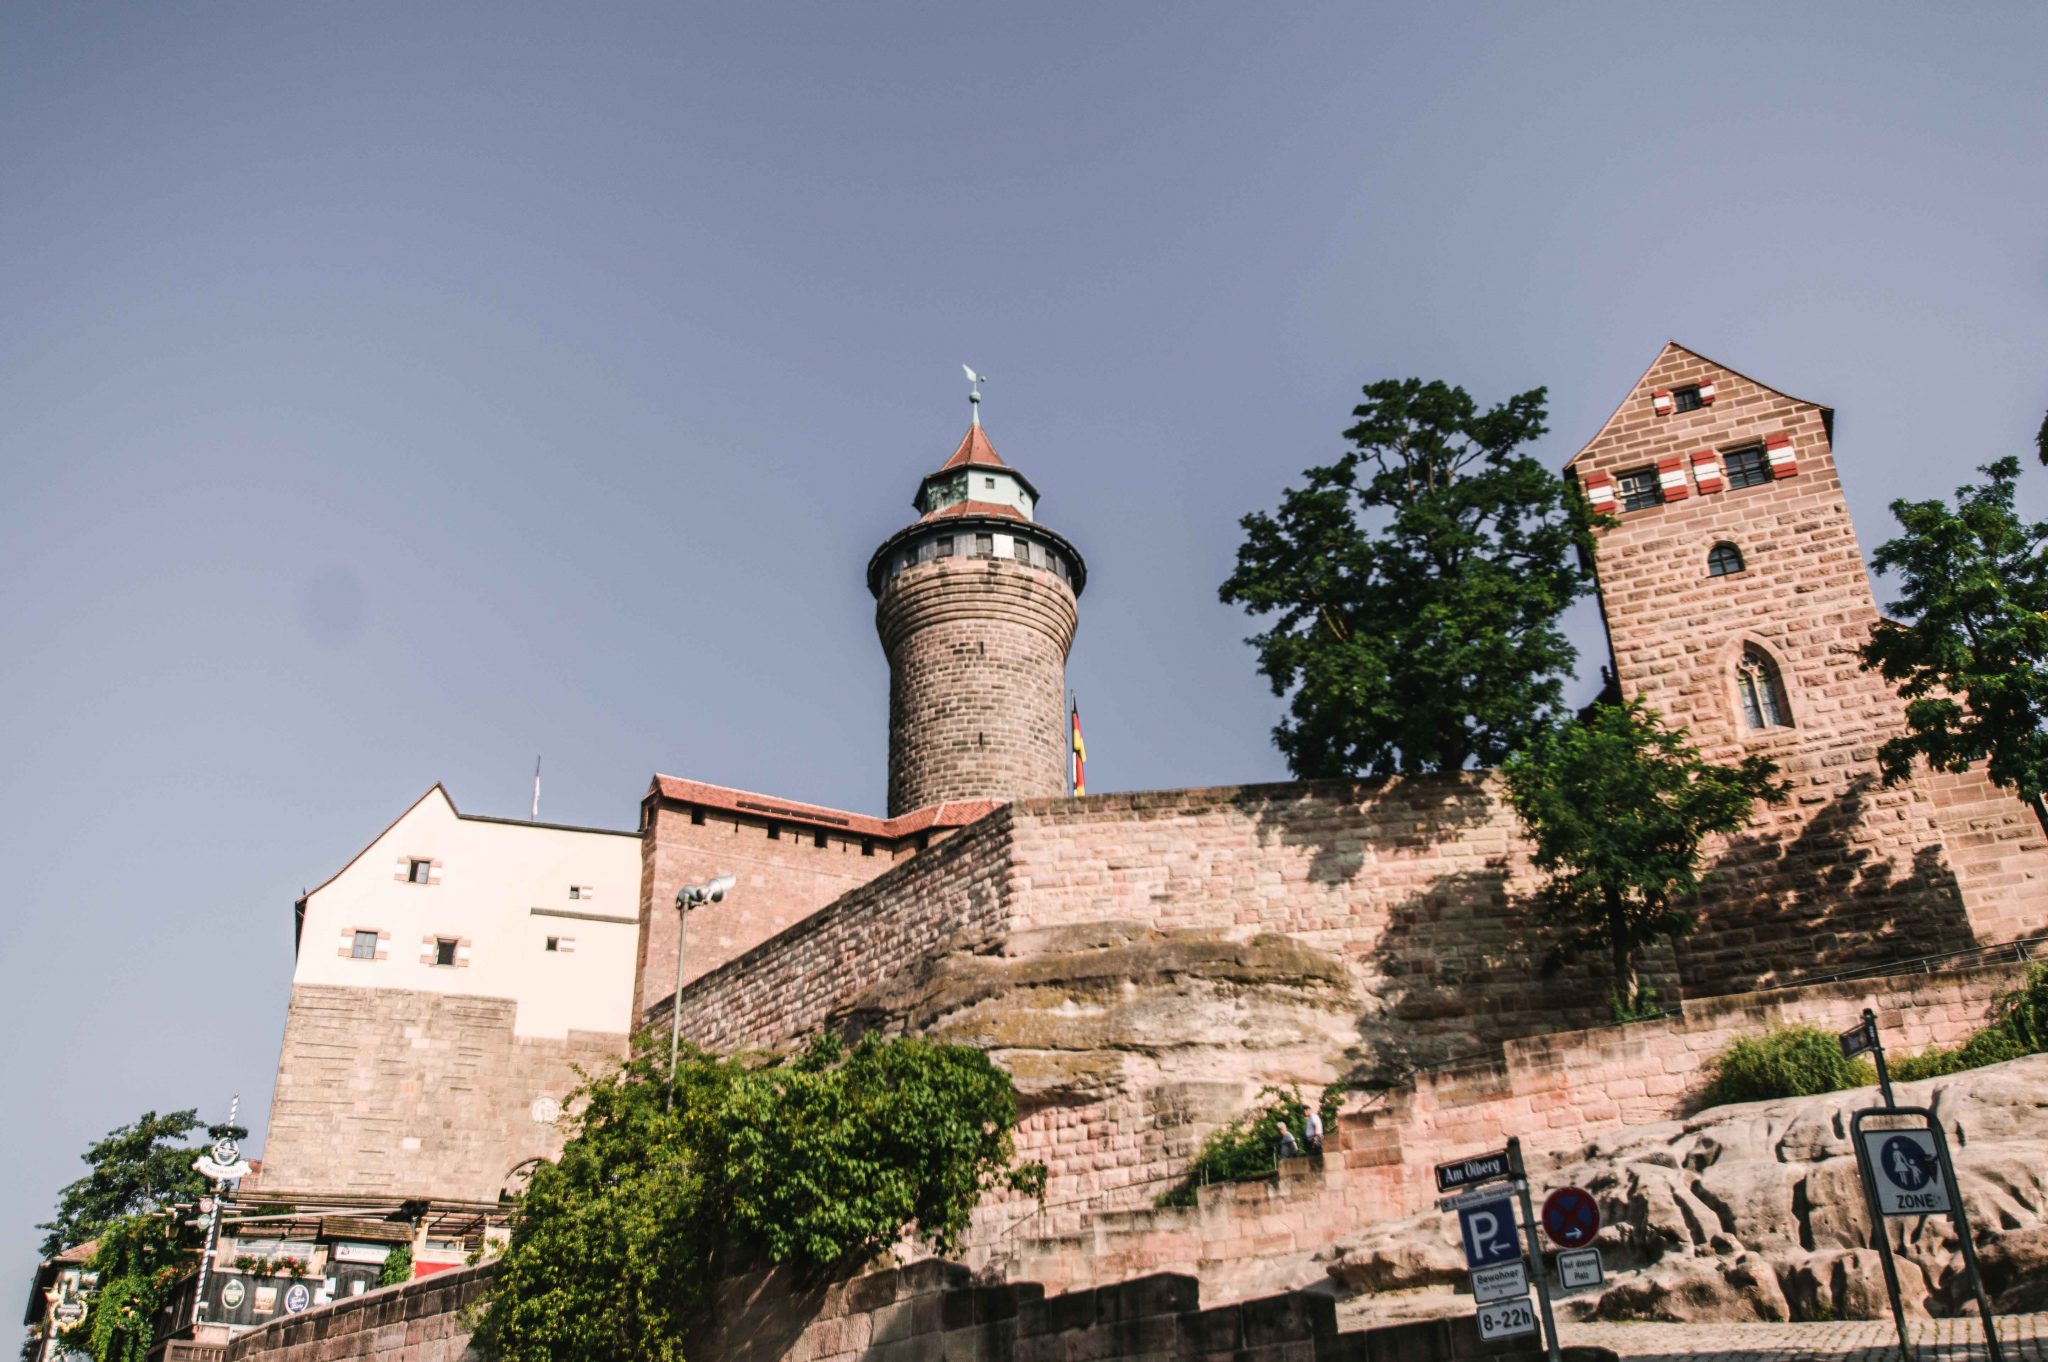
[1321,1055,2048,1326]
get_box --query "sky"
[4,1,2046,1299]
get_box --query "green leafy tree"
[1861,457,2048,805]
[73,1211,200,1362]
[473,1034,1042,1362]
[1503,700,1786,1015]
[39,1110,205,1257]
[1220,378,1599,777]
[377,1244,413,1288]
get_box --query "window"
[545,936,560,952]
[1707,543,1746,577]
[1013,540,1032,564]
[1723,444,1771,490]
[766,821,781,840]
[690,807,706,826]
[434,938,458,967]
[974,533,994,558]
[983,476,996,489]
[813,830,828,848]
[568,886,580,900]
[1616,467,1662,512]
[407,859,431,884]
[1737,648,1792,730]
[351,931,378,960]
[861,838,875,857]
[1672,385,1704,413]
[936,536,954,557]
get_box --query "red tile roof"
[940,423,1006,471]
[920,499,1026,523]
[648,775,999,841]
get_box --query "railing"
[1758,936,2042,993]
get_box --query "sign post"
[1840,1008,1896,1108]
[1850,1106,2003,1362]
[1506,1137,1563,1362]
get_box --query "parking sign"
[1458,1197,1520,1268]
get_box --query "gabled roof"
[648,774,999,842]
[1564,340,1835,472]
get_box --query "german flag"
[1070,698,1087,796]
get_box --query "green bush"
[1887,1045,1965,1082]
[1884,964,2047,1083]
[1158,1085,1343,1207]
[377,1243,412,1288]
[1700,1026,1874,1107]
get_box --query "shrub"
[377,1244,412,1288]
[1700,1026,1874,1107]
[1887,1046,1965,1083]
[1987,962,2048,1053]
[1158,1085,1342,1207]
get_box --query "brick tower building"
[1571,342,2048,993]
[868,403,1086,816]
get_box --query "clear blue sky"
[5,3,2045,1293]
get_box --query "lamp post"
[667,874,735,1107]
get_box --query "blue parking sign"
[1458,1197,1520,1268]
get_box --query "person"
[1304,1104,1324,1157]
[1277,1124,1300,1161]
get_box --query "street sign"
[51,1300,87,1329]
[1458,1197,1521,1268]
[1437,1149,1511,1193]
[1476,1297,1539,1341]
[1438,1180,1525,1213]
[1541,1186,1601,1248]
[1471,1260,1529,1305]
[284,1284,311,1314]
[1556,1248,1605,1292]
[1861,1127,1951,1216]
[1840,1018,1877,1059]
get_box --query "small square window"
[974,533,994,558]
[936,537,954,557]
[1616,467,1662,512]
[434,938,458,967]
[1672,385,1704,413]
[766,822,781,840]
[1013,541,1032,564]
[690,807,706,826]
[813,830,828,848]
[861,838,875,857]
[352,931,378,960]
[983,476,996,489]
[545,937,560,952]
[568,886,580,900]
[1723,445,1770,490]
[408,859,431,884]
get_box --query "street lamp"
[667,874,735,1106]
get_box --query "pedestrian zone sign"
[1860,1127,1951,1216]
[1458,1197,1520,1268]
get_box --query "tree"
[473,1034,1043,1362]
[74,1211,199,1362]
[1220,378,1598,777]
[1502,700,1786,1016]
[1860,457,2048,804]
[39,1110,206,1257]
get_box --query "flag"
[1070,698,1086,796]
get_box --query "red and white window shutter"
[1690,449,1724,494]
[1697,379,1717,405]
[1656,455,1690,501]
[1766,432,1797,478]
[1652,390,1674,417]
[1583,471,1616,511]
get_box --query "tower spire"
[963,364,985,427]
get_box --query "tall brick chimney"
[867,418,1084,816]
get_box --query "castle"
[247,342,2047,1297]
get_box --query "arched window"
[1736,647,1791,730]
[1707,542,1745,577]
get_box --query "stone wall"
[1571,342,2048,995]
[999,962,2033,1302]
[255,986,625,1203]
[216,1256,1491,1362]
[221,1263,486,1362]
[877,554,1079,817]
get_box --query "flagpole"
[531,756,541,821]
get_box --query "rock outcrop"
[1321,1054,2048,1325]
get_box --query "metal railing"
[1756,935,2041,993]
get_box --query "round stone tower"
[867,408,1085,817]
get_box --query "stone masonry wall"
[1572,343,2048,994]
[255,986,625,1203]
[648,806,1019,1053]
[878,555,1078,817]
[633,800,907,1016]
[220,1264,487,1362]
[1002,962,2032,1302]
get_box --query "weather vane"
[963,365,986,427]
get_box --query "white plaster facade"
[292,785,641,1039]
